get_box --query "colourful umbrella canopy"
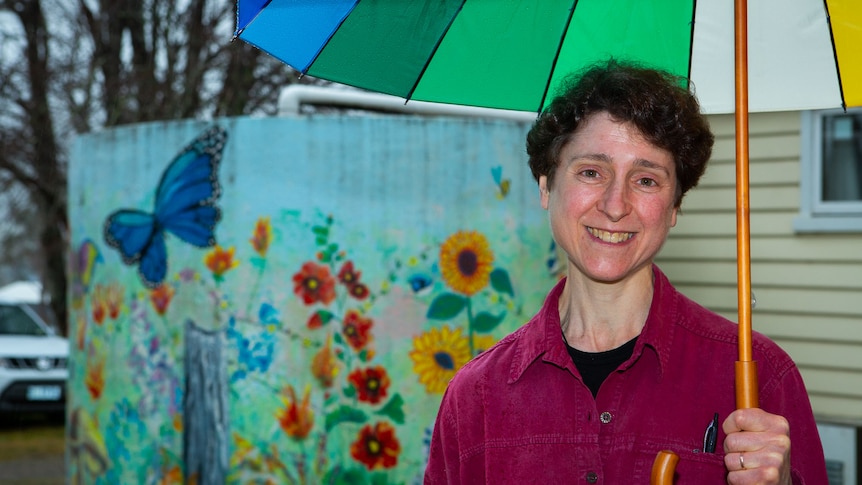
[235,0,861,114]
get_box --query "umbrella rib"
[233,0,273,39]
[536,0,579,114]
[685,0,698,91]
[821,0,848,111]
[404,0,467,104]
[299,0,361,77]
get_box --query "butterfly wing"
[155,126,226,247]
[104,210,157,265]
[103,210,168,287]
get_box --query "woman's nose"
[597,179,631,221]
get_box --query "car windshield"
[0,304,48,336]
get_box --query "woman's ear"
[539,175,550,209]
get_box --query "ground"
[0,413,65,485]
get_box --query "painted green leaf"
[490,268,514,296]
[343,385,356,398]
[312,225,329,237]
[358,349,370,362]
[426,293,467,320]
[316,309,335,325]
[472,311,506,333]
[375,393,405,424]
[325,405,367,432]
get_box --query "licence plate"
[26,385,62,401]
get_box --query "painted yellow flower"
[250,217,273,257]
[205,245,239,279]
[409,326,471,394]
[471,334,498,355]
[439,231,494,296]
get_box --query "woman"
[424,60,826,484]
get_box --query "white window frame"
[794,108,862,233]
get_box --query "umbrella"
[234,1,861,482]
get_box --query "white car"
[0,283,68,416]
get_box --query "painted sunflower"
[409,326,471,394]
[439,231,494,296]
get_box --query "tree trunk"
[183,320,229,485]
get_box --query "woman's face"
[539,112,678,284]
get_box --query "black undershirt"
[565,335,638,398]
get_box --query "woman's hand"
[722,408,791,485]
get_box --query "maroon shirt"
[425,266,827,484]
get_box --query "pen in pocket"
[703,412,719,453]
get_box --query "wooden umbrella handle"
[651,450,679,485]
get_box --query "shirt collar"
[508,265,678,384]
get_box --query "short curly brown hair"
[526,59,714,207]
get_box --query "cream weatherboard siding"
[656,111,862,423]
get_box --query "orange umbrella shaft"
[735,0,759,410]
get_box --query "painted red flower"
[337,261,361,286]
[347,366,390,405]
[350,422,401,470]
[292,262,336,305]
[342,309,373,351]
[348,282,370,300]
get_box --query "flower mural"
[348,366,391,405]
[205,245,239,282]
[439,230,494,296]
[68,115,544,485]
[409,326,471,394]
[149,283,175,316]
[292,262,337,305]
[350,422,401,470]
[277,384,315,440]
[421,230,514,359]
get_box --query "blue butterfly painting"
[104,126,227,288]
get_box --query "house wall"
[657,111,862,423]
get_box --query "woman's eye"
[638,177,657,187]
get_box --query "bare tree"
[0,0,307,335]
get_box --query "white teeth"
[588,227,633,243]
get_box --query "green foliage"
[426,293,467,320]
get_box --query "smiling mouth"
[588,227,634,243]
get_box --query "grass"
[0,414,65,461]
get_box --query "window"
[796,108,862,232]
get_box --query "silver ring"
[739,453,746,470]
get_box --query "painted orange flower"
[292,262,336,305]
[149,284,175,316]
[276,384,314,440]
[91,285,107,325]
[205,245,239,279]
[250,217,273,257]
[342,309,373,351]
[311,335,339,388]
[439,230,494,296]
[348,366,390,405]
[104,283,124,319]
[350,422,401,470]
[86,358,105,400]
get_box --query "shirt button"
[600,411,613,424]
[586,471,599,483]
